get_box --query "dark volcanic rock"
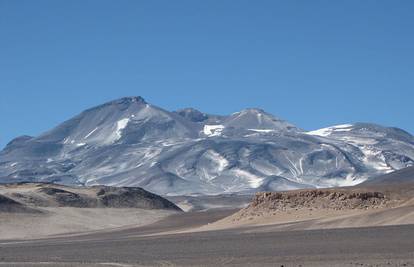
[0,194,40,213]
[0,183,182,211]
[95,186,181,210]
[37,187,93,207]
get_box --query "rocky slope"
[201,167,414,232]
[0,96,413,195]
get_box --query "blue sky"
[0,0,413,149]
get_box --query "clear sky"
[0,0,413,149]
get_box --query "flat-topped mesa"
[249,189,389,211]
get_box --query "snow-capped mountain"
[0,96,413,196]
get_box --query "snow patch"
[311,173,365,188]
[134,147,162,168]
[325,135,392,173]
[204,150,229,172]
[248,129,275,133]
[359,146,393,172]
[115,118,130,140]
[203,125,225,137]
[307,124,353,137]
[257,112,263,124]
[232,169,264,188]
[84,127,98,139]
[150,161,158,167]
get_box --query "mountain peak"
[226,108,298,131]
[110,96,147,105]
[83,96,148,113]
[238,108,266,114]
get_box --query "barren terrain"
[0,183,181,239]
[0,169,414,266]
[0,213,413,267]
[198,183,414,232]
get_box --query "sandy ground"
[196,204,414,233]
[0,207,177,240]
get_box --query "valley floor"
[0,210,413,267]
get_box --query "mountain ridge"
[1,96,413,196]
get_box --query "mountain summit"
[224,108,299,131]
[0,97,413,195]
